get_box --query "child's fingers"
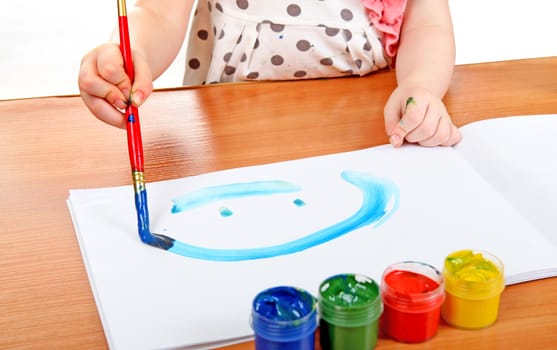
[405,100,447,144]
[414,112,462,147]
[96,44,132,99]
[78,58,128,111]
[383,93,402,138]
[440,123,462,146]
[389,96,425,147]
[416,112,452,146]
[129,54,154,107]
[384,88,462,147]
[80,92,127,129]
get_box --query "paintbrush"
[117,0,173,249]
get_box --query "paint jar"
[441,249,505,329]
[318,273,383,350]
[251,286,317,350]
[380,261,445,343]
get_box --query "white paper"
[67,114,557,350]
[455,114,557,245]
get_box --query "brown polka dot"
[355,59,362,68]
[240,53,247,62]
[343,69,354,75]
[224,66,236,75]
[320,57,333,66]
[325,27,340,36]
[237,35,243,44]
[340,9,353,21]
[223,52,232,62]
[296,40,311,51]
[271,55,284,65]
[213,26,217,35]
[294,71,307,78]
[208,1,212,11]
[218,30,225,40]
[188,58,200,69]
[247,72,259,79]
[256,23,262,32]
[287,4,301,17]
[236,0,249,10]
[215,2,223,12]
[270,23,285,32]
[197,29,209,40]
[342,29,352,41]
[253,39,260,49]
[363,41,372,51]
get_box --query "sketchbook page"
[454,114,557,246]
[67,144,557,350]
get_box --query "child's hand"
[384,86,461,147]
[78,43,153,129]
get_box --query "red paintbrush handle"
[118,15,135,83]
[126,105,144,172]
[118,8,144,173]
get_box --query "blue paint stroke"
[166,170,399,261]
[293,198,306,207]
[171,181,302,214]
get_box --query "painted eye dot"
[219,207,233,217]
[219,199,305,217]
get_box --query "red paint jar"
[380,261,445,343]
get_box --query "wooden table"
[1,57,556,349]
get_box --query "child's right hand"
[78,43,153,129]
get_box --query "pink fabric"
[362,0,407,58]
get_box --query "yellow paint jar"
[441,250,505,329]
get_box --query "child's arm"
[384,0,462,147]
[78,0,194,128]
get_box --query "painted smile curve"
[166,170,400,261]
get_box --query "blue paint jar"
[251,286,318,350]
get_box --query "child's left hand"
[384,85,462,147]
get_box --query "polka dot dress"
[183,0,389,85]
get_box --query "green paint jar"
[318,274,383,350]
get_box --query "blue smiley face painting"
[154,170,399,261]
